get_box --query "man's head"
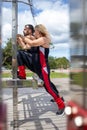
[23,24,34,36]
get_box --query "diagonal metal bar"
[28,0,37,25]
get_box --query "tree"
[48,56,57,69]
[56,57,70,69]
[2,39,12,69]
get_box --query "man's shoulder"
[26,35,35,40]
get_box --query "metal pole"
[0,0,2,102]
[12,0,18,79]
[28,0,37,25]
[0,1,7,130]
[12,0,18,129]
[82,0,86,108]
[3,0,32,6]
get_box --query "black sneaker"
[56,107,65,115]
[50,97,65,102]
[50,99,55,102]
[61,97,64,102]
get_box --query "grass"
[50,72,69,78]
[2,72,12,78]
[2,70,69,78]
[2,70,69,88]
[71,72,87,86]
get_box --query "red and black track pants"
[17,48,65,109]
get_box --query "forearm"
[17,35,45,47]
[23,44,31,50]
[23,37,45,47]
[18,40,31,50]
[19,41,25,48]
[17,34,33,46]
[17,34,32,49]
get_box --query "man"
[17,24,44,87]
[17,24,36,79]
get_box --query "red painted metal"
[67,101,87,130]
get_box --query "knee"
[17,50,22,58]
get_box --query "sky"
[2,0,70,59]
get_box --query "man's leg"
[17,50,35,79]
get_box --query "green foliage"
[48,56,57,69]
[2,39,12,69]
[71,72,87,86]
[49,56,70,69]
[56,57,70,69]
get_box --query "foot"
[56,107,65,115]
[50,99,55,102]
[17,71,26,79]
[50,97,64,102]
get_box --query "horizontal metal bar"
[2,79,38,88]
[3,0,32,6]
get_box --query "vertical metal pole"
[82,0,86,108]
[12,0,18,129]
[0,1,7,130]
[12,0,18,78]
[0,0,2,102]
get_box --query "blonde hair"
[35,24,51,42]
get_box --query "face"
[23,26,32,36]
[34,29,41,39]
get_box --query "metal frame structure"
[0,1,7,130]
[3,0,32,6]
[1,1,37,129]
[0,0,2,102]
[3,1,32,80]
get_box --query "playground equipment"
[2,0,87,129]
[1,0,37,129]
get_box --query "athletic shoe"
[50,99,55,102]
[56,107,65,115]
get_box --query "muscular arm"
[17,34,50,49]
[17,34,35,49]
[24,37,44,46]
[23,36,50,48]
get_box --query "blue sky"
[2,0,70,59]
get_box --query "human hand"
[17,36,23,44]
[17,34,22,38]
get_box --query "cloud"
[2,0,69,58]
[18,10,35,33]
[53,43,69,49]
[50,43,70,59]
[2,6,34,46]
[33,0,69,44]
[2,7,12,46]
